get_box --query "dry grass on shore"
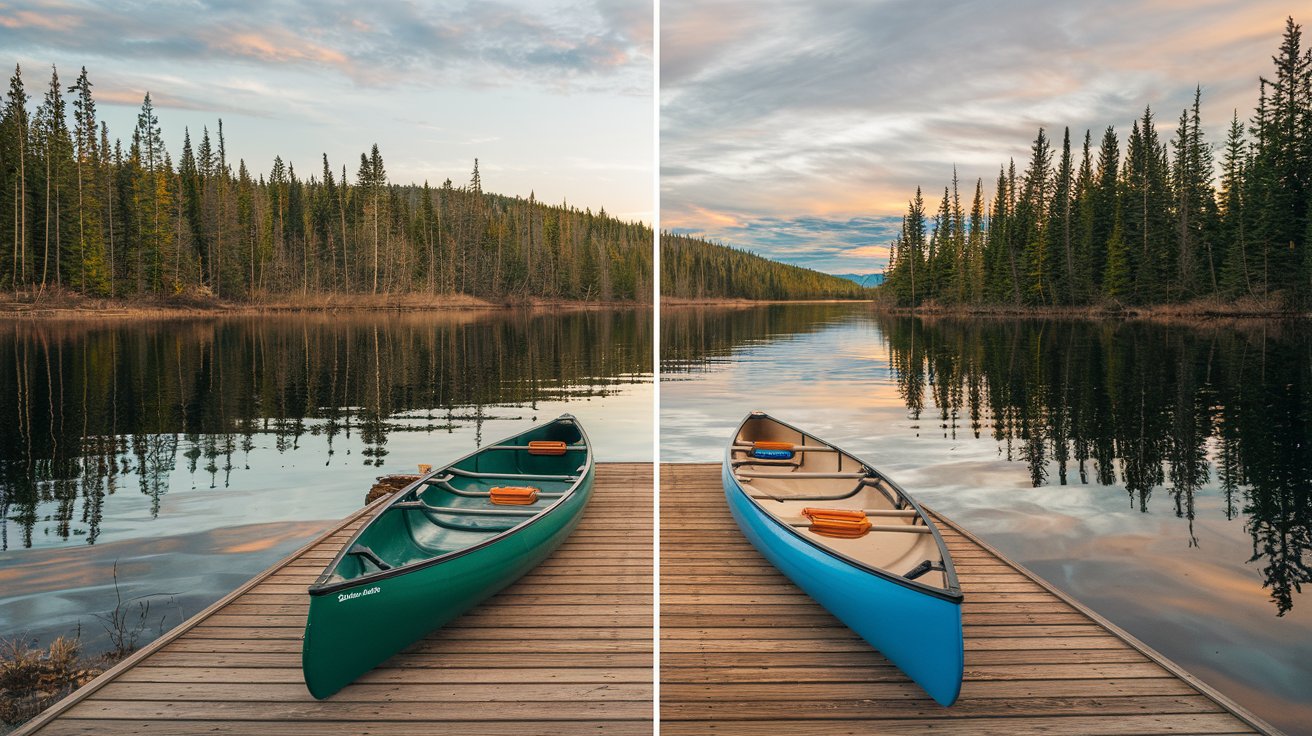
[0,636,116,733]
[893,295,1306,323]
[0,287,648,320]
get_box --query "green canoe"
[301,414,594,699]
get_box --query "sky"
[661,0,1304,274]
[0,0,654,222]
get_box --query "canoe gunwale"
[306,414,593,597]
[725,412,963,604]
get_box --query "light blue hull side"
[723,463,964,706]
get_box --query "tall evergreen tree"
[1018,128,1053,304]
[1219,111,1252,295]
[1,64,31,287]
[68,66,106,293]
[1048,127,1076,304]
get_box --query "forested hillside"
[661,233,869,300]
[882,17,1312,310]
[0,65,651,303]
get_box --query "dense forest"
[882,17,1312,310]
[661,233,870,300]
[0,65,652,303]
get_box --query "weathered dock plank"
[658,463,1277,736]
[17,463,653,736]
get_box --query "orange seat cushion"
[801,507,870,538]
[490,486,539,505]
[528,440,568,456]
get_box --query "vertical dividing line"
[651,0,661,729]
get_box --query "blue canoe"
[723,411,964,706]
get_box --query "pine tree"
[928,186,952,300]
[1170,88,1217,298]
[1089,126,1120,298]
[1047,127,1076,304]
[1104,215,1130,299]
[966,178,985,302]
[132,93,169,293]
[180,128,204,288]
[1251,17,1311,300]
[1219,111,1252,295]
[1122,108,1172,303]
[1019,128,1053,304]
[1,64,30,287]
[35,65,74,288]
[68,67,106,294]
[903,188,927,305]
[1074,130,1096,301]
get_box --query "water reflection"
[880,317,1312,617]
[662,306,1311,616]
[0,310,652,552]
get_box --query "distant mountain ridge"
[832,273,885,287]
[661,234,871,300]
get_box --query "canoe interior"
[731,413,953,593]
[323,418,587,586]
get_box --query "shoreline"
[0,291,651,321]
[877,299,1311,323]
[661,295,1310,322]
[659,297,874,307]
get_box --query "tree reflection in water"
[885,317,1310,615]
[662,307,1310,615]
[0,311,650,552]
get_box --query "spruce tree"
[1074,130,1095,301]
[68,67,106,293]
[1019,128,1053,304]
[1219,111,1252,295]
[1047,127,1075,304]
[1,64,30,287]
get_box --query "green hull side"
[301,463,594,699]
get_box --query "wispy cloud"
[0,0,652,94]
[662,0,1297,271]
[0,0,653,223]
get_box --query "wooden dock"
[17,463,653,736]
[659,463,1278,736]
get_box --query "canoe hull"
[302,462,594,699]
[723,463,964,706]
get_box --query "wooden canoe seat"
[801,507,871,538]
[490,486,539,505]
[528,440,568,456]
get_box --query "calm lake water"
[661,303,1311,735]
[0,309,652,654]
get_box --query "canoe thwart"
[393,500,540,517]
[481,444,587,452]
[732,442,838,453]
[446,468,579,482]
[732,458,801,467]
[739,472,871,480]
[787,520,932,534]
[424,476,565,500]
